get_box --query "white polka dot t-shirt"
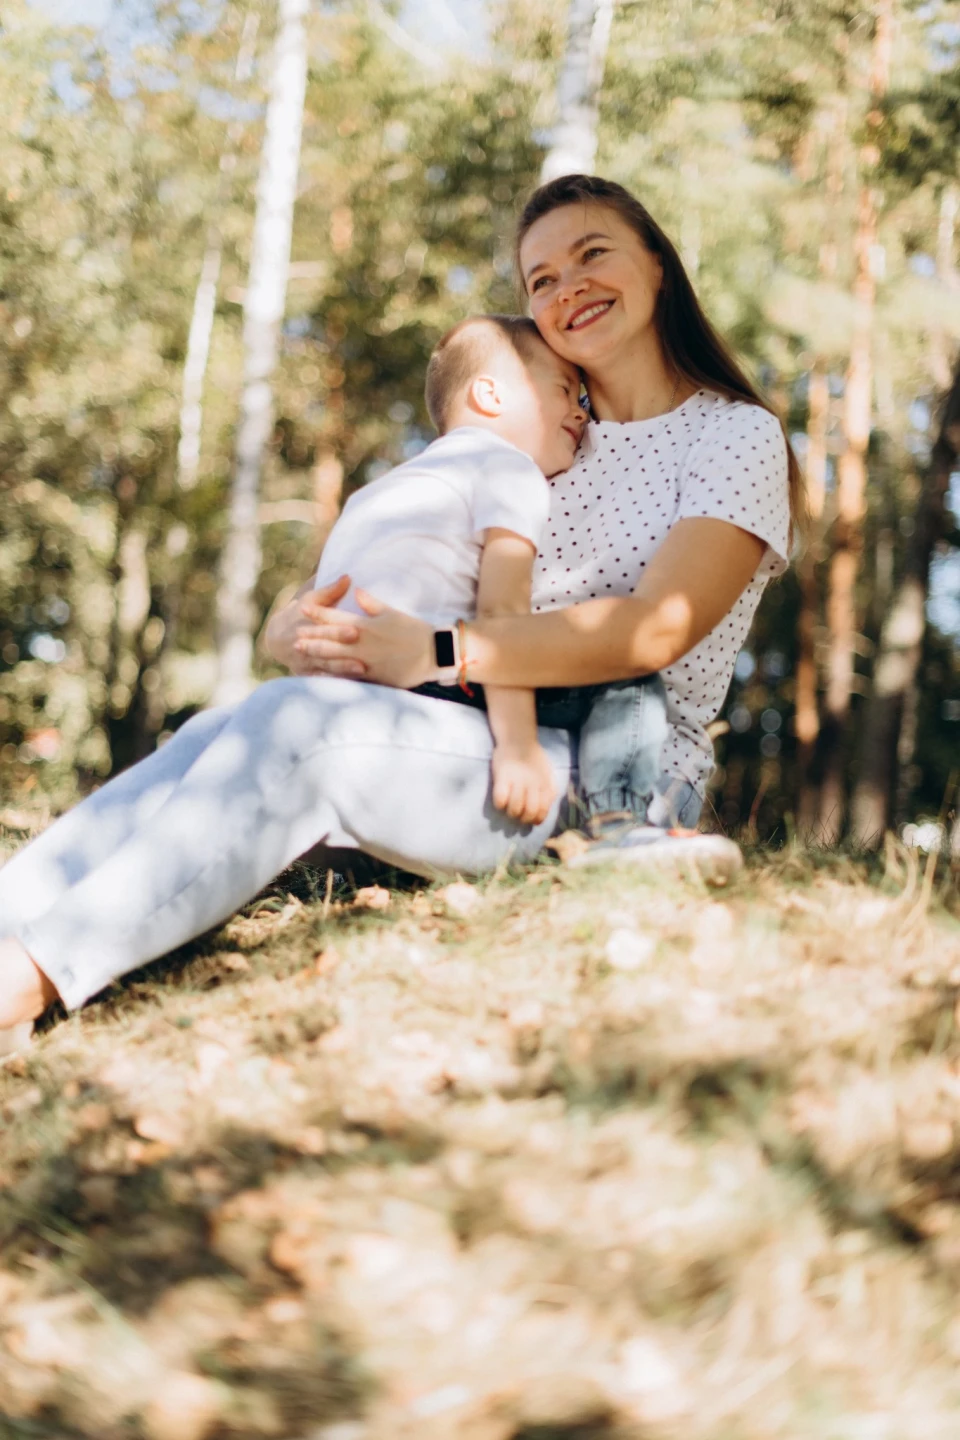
[532,389,790,796]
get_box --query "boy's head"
[424,315,586,476]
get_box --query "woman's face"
[519,203,664,371]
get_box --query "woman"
[0,174,800,1038]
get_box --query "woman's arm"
[294,517,765,688]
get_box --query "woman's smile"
[566,299,615,330]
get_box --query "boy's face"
[504,340,587,476]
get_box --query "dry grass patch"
[1,843,960,1438]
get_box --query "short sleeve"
[676,401,790,578]
[469,442,550,550]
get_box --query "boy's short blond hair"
[424,314,544,434]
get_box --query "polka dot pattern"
[532,390,790,796]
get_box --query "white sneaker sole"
[567,834,743,887]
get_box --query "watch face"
[434,630,456,669]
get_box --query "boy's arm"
[477,529,556,825]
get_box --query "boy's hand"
[492,742,557,826]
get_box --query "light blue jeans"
[0,677,700,1010]
[544,676,669,820]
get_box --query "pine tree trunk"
[849,186,959,846]
[795,92,845,836]
[794,362,829,834]
[540,0,615,183]
[215,0,308,706]
[815,0,893,843]
[177,13,260,494]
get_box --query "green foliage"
[1,0,958,845]
[880,69,960,190]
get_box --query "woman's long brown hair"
[515,174,806,541]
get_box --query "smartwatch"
[432,626,461,685]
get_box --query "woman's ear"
[467,374,503,417]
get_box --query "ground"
[2,815,960,1440]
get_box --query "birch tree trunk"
[815,0,893,843]
[540,0,615,183]
[215,0,309,706]
[177,12,260,493]
[849,187,959,846]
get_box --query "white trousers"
[0,677,700,1010]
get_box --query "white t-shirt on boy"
[315,427,549,627]
[532,389,791,797]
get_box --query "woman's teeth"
[568,301,612,330]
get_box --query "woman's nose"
[556,269,589,303]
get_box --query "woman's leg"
[0,705,235,933]
[4,677,573,1012]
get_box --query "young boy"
[314,315,667,841]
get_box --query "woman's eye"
[530,275,553,293]
[581,246,607,262]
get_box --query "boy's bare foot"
[0,1021,34,1060]
[0,938,59,1029]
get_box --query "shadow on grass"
[0,1106,454,1437]
[34,856,431,1043]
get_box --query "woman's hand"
[295,585,435,690]
[263,576,353,675]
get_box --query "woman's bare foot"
[0,938,59,1028]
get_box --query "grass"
[2,814,960,1440]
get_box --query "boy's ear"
[467,374,503,417]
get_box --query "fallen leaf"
[263,1295,306,1325]
[315,945,342,975]
[291,1125,328,1155]
[318,1026,351,1054]
[618,1335,686,1417]
[902,1118,954,1162]
[134,1112,185,1147]
[219,951,250,972]
[436,882,483,917]
[507,1000,544,1031]
[605,928,656,971]
[4,1085,42,1115]
[354,885,391,910]
[127,1139,172,1166]
[75,1101,112,1132]
[143,1371,226,1440]
[545,829,590,863]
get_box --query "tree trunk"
[177,243,222,492]
[849,187,959,846]
[849,375,959,844]
[177,13,260,493]
[794,366,827,836]
[795,92,845,835]
[215,0,309,706]
[815,0,893,843]
[539,0,615,183]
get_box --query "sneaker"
[565,825,743,887]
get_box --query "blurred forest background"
[2,0,959,851]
